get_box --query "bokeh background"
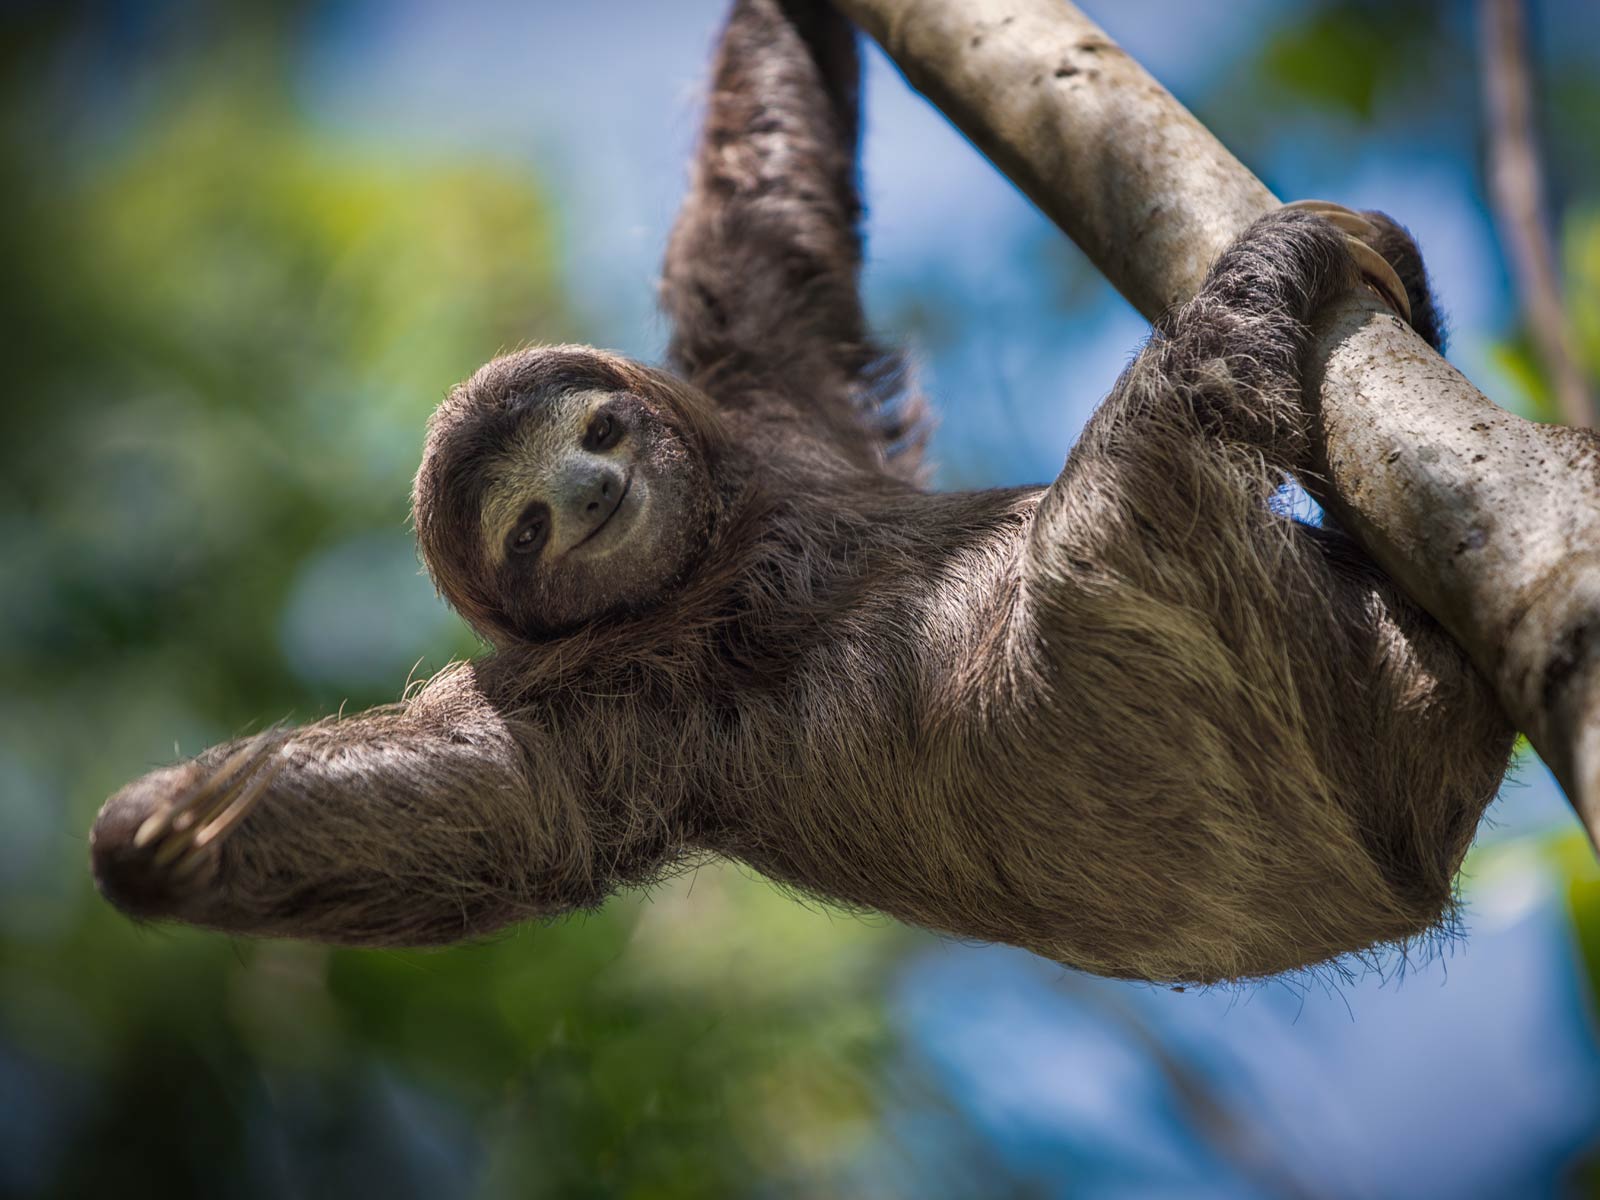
[3,0,1600,1196]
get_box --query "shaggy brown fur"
[90,0,1514,984]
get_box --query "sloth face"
[414,346,719,643]
[479,384,713,636]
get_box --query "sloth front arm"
[932,209,1509,980]
[89,661,639,946]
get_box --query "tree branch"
[834,0,1600,844]
[1478,0,1595,428]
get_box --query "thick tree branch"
[1478,0,1595,428]
[834,0,1600,843]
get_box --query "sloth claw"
[136,737,283,861]
[1281,199,1413,325]
[92,732,288,918]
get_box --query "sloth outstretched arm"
[661,0,920,474]
[88,664,627,945]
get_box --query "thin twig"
[1479,0,1594,427]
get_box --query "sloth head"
[414,346,726,643]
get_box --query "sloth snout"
[560,463,627,545]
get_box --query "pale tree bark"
[832,0,1600,844]
[1478,0,1595,428]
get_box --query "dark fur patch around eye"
[507,500,552,557]
[584,407,625,452]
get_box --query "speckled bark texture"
[837,0,1600,839]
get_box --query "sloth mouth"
[573,473,633,552]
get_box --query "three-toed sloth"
[91,0,1512,984]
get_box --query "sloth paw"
[1281,199,1413,325]
[90,733,288,919]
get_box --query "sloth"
[89,0,1514,984]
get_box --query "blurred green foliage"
[1571,211,1600,387]
[1259,2,1438,122]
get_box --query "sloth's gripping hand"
[1063,200,1444,476]
[1279,199,1449,350]
[89,665,623,946]
[1283,200,1411,323]
[92,732,293,911]
[1034,198,1448,588]
[1274,200,1449,364]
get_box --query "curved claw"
[135,739,258,853]
[93,731,289,918]
[1281,199,1412,325]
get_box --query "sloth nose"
[558,463,626,544]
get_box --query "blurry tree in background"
[2,0,1600,1197]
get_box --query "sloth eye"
[584,411,622,451]
[508,509,549,556]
